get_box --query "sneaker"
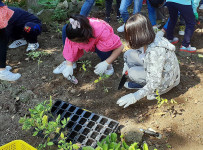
[105,17,111,23]
[6,66,12,71]
[180,45,197,53]
[179,25,185,36]
[53,61,77,74]
[104,65,114,76]
[9,39,27,49]
[169,37,179,45]
[26,43,39,52]
[199,4,203,10]
[117,23,125,32]
[0,69,21,81]
[124,81,143,89]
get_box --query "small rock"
[25,58,29,61]
[70,89,76,94]
[41,76,46,80]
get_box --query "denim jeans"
[119,0,143,23]
[80,0,95,17]
[105,0,121,17]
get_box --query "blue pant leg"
[119,0,133,23]
[80,0,95,17]
[95,48,113,62]
[166,2,179,40]
[24,22,42,43]
[176,4,195,47]
[62,24,68,46]
[147,0,156,26]
[133,0,143,14]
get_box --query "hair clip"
[69,18,81,29]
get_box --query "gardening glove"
[62,65,73,78]
[194,12,198,21]
[117,92,141,108]
[94,60,109,75]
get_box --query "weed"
[78,60,92,72]
[94,74,110,93]
[156,90,177,107]
[52,9,67,21]
[27,51,50,69]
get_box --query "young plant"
[156,90,177,107]
[83,133,156,150]
[77,60,92,77]
[19,97,79,150]
[94,74,111,93]
[27,51,50,69]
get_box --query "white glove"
[117,92,141,108]
[62,65,73,78]
[156,30,165,37]
[94,60,109,75]
[122,63,129,75]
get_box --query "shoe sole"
[180,49,197,53]
[171,40,179,45]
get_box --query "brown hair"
[124,13,155,49]
[66,15,94,43]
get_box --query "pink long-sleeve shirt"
[63,18,122,62]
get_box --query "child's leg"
[95,48,113,61]
[23,22,42,43]
[0,29,8,69]
[128,66,146,85]
[166,2,179,40]
[133,0,143,14]
[119,0,133,23]
[116,0,121,17]
[80,0,95,17]
[62,24,68,46]
[177,5,195,47]
[105,0,113,18]
[147,0,157,26]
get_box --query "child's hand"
[94,60,109,75]
[117,93,141,108]
[62,65,73,78]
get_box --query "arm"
[192,0,201,14]
[106,44,124,64]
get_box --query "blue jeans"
[201,0,203,4]
[166,2,195,47]
[62,25,113,62]
[119,0,143,23]
[80,0,95,17]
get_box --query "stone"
[121,126,144,143]
[37,9,54,23]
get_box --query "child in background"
[6,5,42,51]
[117,14,180,108]
[165,0,200,53]
[105,0,121,23]
[0,3,21,81]
[53,15,124,82]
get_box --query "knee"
[119,6,127,14]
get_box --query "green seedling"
[94,74,110,93]
[78,60,92,72]
[156,90,177,107]
[27,51,50,69]
[19,96,79,150]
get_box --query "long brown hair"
[124,13,155,49]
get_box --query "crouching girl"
[117,14,180,108]
[53,15,124,82]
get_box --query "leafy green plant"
[83,133,157,150]
[95,0,105,7]
[27,51,50,69]
[52,9,67,21]
[78,60,92,72]
[38,0,60,9]
[19,97,79,150]
[94,74,111,93]
[156,90,177,107]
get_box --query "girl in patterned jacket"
[117,14,180,108]
[53,15,124,82]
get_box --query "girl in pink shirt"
[53,15,124,82]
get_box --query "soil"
[0,6,203,150]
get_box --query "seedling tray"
[51,100,119,147]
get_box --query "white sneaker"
[26,43,39,52]
[6,66,12,71]
[9,39,27,49]
[53,61,77,74]
[117,24,125,32]
[104,65,114,76]
[0,69,21,81]
[199,4,203,10]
